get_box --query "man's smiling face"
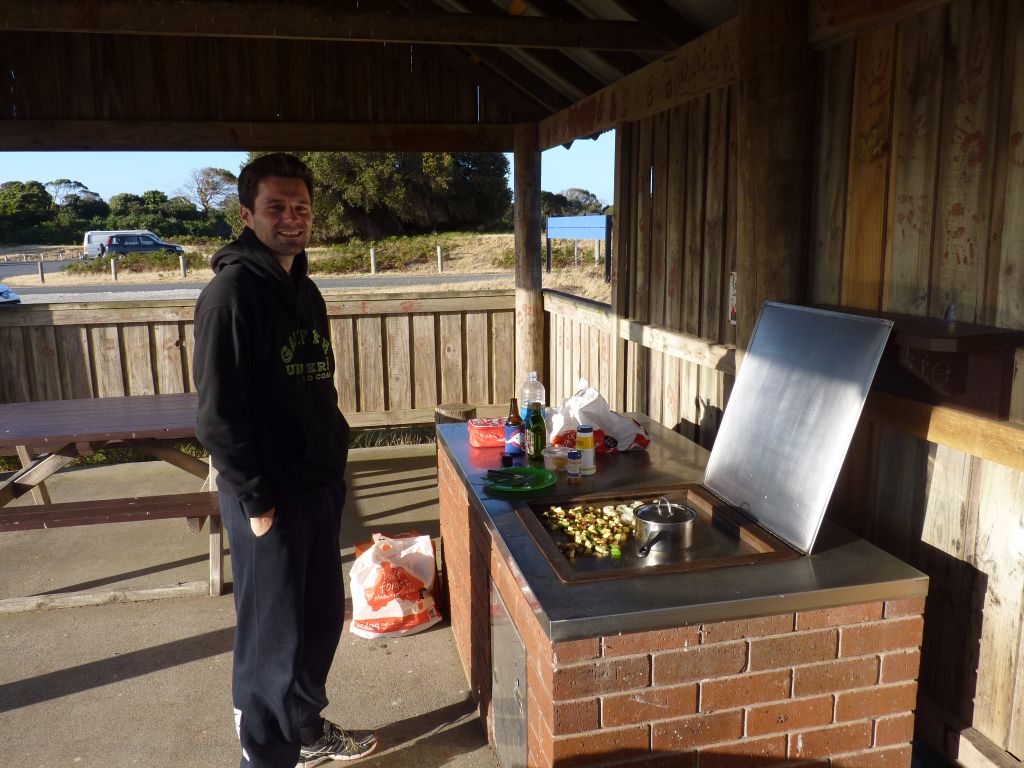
[240,176,313,259]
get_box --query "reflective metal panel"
[490,580,528,768]
[703,303,892,554]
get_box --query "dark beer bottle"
[526,402,546,461]
[505,397,524,455]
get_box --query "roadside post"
[111,257,118,282]
[437,245,443,273]
[370,247,377,274]
[38,255,45,284]
[179,253,187,278]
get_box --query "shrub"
[0,439,208,472]
[308,232,462,274]
[65,252,209,274]
[492,242,577,270]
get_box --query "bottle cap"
[577,424,593,433]
[568,449,581,459]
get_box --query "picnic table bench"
[0,393,224,596]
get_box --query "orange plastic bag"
[349,533,442,638]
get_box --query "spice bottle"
[504,397,524,455]
[567,449,582,483]
[526,402,547,461]
[576,424,596,476]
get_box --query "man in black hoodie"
[193,153,377,768]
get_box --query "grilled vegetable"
[541,500,645,558]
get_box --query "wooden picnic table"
[0,392,201,451]
[0,393,225,596]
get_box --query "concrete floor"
[0,446,497,768]
[0,447,954,768]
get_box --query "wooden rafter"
[808,0,953,46]
[538,18,740,150]
[377,0,556,117]
[610,0,702,49]
[518,0,650,80]
[426,44,549,120]
[0,120,516,152]
[0,0,673,52]
[458,46,575,113]
[388,0,577,111]
[449,0,607,100]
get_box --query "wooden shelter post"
[513,123,544,390]
[735,0,811,349]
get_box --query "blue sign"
[546,215,611,240]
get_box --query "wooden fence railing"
[544,290,737,449]
[0,290,516,427]
[543,290,1024,473]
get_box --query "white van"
[81,229,158,259]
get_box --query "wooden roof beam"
[609,0,702,49]
[0,0,673,52]
[450,0,607,101]
[521,0,650,76]
[538,18,740,150]
[459,46,575,113]
[0,120,516,152]
[808,0,952,47]
[426,45,550,120]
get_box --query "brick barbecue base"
[439,451,925,768]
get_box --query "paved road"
[0,260,511,303]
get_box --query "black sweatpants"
[220,482,346,768]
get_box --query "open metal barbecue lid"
[702,303,893,554]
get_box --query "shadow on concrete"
[0,626,234,711]
[31,549,232,596]
[370,695,484,765]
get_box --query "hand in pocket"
[249,508,275,537]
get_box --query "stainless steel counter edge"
[438,422,929,644]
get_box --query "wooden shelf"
[863,391,1024,471]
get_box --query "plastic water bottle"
[519,371,546,421]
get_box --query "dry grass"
[5,233,613,303]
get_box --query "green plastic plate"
[483,466,557,493]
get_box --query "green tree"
[541,187,604,221]
[141,190,169,210]
[250,151,511,241]
[45,178,88,207]
[108,192,143,216]
[164,195,202,220]
[63,191,109,220]
[180,167,238,212]
[540,191,573,219]
[48,180,108,226]
[0,181,53,234]
[221,192,243,236]
[563,188,604,214]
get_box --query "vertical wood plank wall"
[611,87,738,450]
[0,292,516,424]
[810,0,1024,760]
[549,1,1024,762]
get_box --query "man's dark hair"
[237,153,314,210]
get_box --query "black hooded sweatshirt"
[193,228,350,518]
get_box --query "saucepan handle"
[637,530,663,557]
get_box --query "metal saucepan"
[634,497,697,557]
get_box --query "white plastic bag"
[349,533,442,638]
[549,379,651,453]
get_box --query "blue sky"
[0,131,615,207]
